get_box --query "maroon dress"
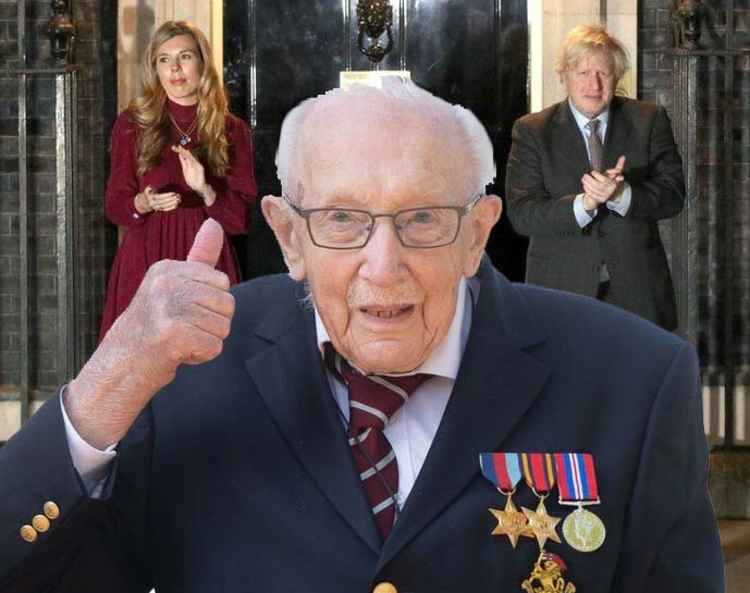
[99,100,257,340]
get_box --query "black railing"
[0,0,82,427]
[647,2,750,449]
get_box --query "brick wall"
[0,1,116,421]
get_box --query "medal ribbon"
[521,453,555,495]
[554,452,600,504]
[479,453,522,493]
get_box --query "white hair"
[275,77,496,199]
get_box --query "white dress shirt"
[63,277,476,506]
[61,390,116,494]
[569,99,632,227]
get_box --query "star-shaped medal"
[488,497,531,548]
[522,498,561,550]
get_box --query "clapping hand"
[172,145,216,206]
[581,156,626,211]
[135,185,181,213]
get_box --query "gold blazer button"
[32,515,50,533]
[20,525,37,543]
[43,501,60,520]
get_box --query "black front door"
[224,0,529,281]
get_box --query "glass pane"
[396,208,458,246]
[309,209,371,246]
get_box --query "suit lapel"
[554,101,591,175]
[603,97,633,169]
[243,298,381,554]
[378,262,551,569]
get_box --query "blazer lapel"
[243,298,381,554]
[554,100,591,175]
[378,262,551,569]
[602,97,633,170]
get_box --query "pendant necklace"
[168,113,198,146]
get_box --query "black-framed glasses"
[282,194,483,250]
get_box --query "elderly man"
[506,25,684,330]
[0,80,721,593]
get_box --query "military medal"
[520,453,562,550]
[515,453,576,593]
[479,453,530,548]
[554,452,606,552]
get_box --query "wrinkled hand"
[122,219,233,371]
[66,219,233,448]
[135,185,181,213]
[582,156,626,211]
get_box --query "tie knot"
[324,345,430,432]
[586,119,600,133]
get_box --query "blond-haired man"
[506,24,684,330]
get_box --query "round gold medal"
[562,507,606,552]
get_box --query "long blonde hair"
[129,21,230,177]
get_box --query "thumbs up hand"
[66,219,236,449]
[126,217,235,369]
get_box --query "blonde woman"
[100,20,256,340]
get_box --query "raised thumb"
[187,218,224,268]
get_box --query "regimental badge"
[553,453,606,552]
[521,551,577,593]
[480,453,531,548]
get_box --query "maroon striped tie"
[327,348,430,540]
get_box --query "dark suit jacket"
[0,260,722,593]
[505,97,685,330]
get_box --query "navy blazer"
[505,97,684,330]
[0,259,722,592]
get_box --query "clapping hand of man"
[65,219,235,450]
[581,155,626,211]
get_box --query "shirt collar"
[568,98,610,133]
[315,277,472,380]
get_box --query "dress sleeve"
[104,112,147,228]
[204,116,258,236]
